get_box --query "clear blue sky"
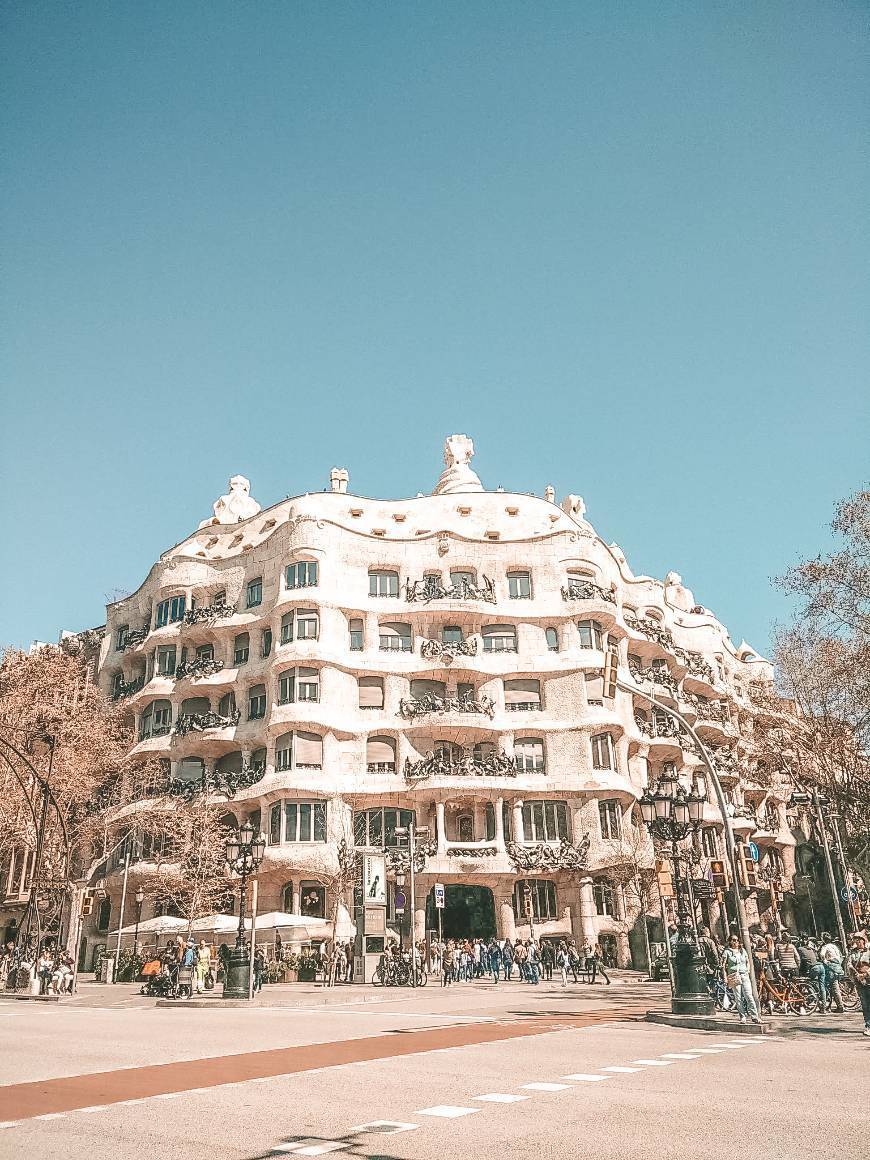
[2,2,867,655]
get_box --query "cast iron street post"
[222,821,266,999]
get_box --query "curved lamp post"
[639,768,713,1015]
[222,821,266,1000]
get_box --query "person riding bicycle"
[797,935,826,1002]
[819,932,846,1013]
[775,932,801,982]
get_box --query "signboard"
[691,879,715,899]
[748,842,760,863]
[363,855,386,905]
[434,882,445,910]
[841,885,858,903]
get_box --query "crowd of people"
[689,922,870,1034]
[0,940,74,994]
[427,936,612,986]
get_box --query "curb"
[645,1010,766,1035]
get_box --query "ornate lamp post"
[639,768,713,1015]
[222,821,266,1000]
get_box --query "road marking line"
[34,1113,66,1120]
[688,1048,724,1053]
[662,1053,701,1059]
[0,1121,21,1128]
[521,1082,573,1091]
[156,1093,180,1099]
[631,1059,673,1066]
[707,1043,749,1048]
[561,1073,611,1081]
[291,1145,346,1156]
[349,1121,419,1134]
[473,1094,529,1103]
[79,1105,109,1113]
[600,1066,642,1073]
[417,1105,480,1118]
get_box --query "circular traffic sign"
[394,891,406,910]
[841,886,858,902]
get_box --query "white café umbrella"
[189,914,239,936]
[248,911,332,941]
[113,915,187,938]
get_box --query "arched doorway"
[426,885,496,939]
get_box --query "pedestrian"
[581,938,594,982]
[721,934,762,1025]
[698,926,720,986]
[527,941,540,985]
[441,939,455,987]
[194,941,211,994]
[819,932,846,1013]
[775,932,800,982]
[514,940,528,982]
[253,946,265,992]
[557,942,570,987]
[592,942,611,984]
[501,939,514,981]
[796,935,826,1007]
[845,931,870,1036]
[540,940,554,981]
[567,940,580,983]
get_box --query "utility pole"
[813,789,848,950]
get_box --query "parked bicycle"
[372,950,427,987]
[758,964,817,1015]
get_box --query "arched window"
[435,739,463,764]
[442,625,464,645]
[97,897,112,931]
[248,684,267,719]
[457,814,474,843]
[366,736,396,772]
[182,695,211,716]
[300,883,326,918]
[545,627,559,652]
[286,560,318,589]
[514,737,545,772]
[473,741,495,763]
[140,699,172,739]
[275,732,293,771]
[485,803,496,840]
[358,677,384,710]
[591,732,617,771]
[177,757,204,785]
[513,879,557,921]
[348,618,364,651]
[482,624,517,653]
[217,692,236,718]
[577,619,604,649]
[410,679,446,701]
[379,622,412,652]
[295,731,323,768]
[504,679,541,711]
[216,753,242,778]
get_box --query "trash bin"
[98,955,115,984]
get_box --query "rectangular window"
[482,626,517,653]
[246,578,262,607]
[349,618,364,651]
[598,800,622,840]
[369,571,399,597]
[261,628,272,658]
[296,609,319,640]
[545,627,559,651]
[358,676,384,709]
[521,800,567,842]
[195,643,213,662]
[297,667,319,702]
[276,734,293,771]
[282,801,327,843]
[591,733,616,771]
[248,685,267,720]
[702,827,719,858]
[286,561,318,589]
[379,624,412,651]
[270,803,282,845]
[504,679,542,711]
[278,670,295,704]
[507,571,532,599]
[153,703,172,734]
[281,613,294,644]
[115,625,129,650]
[577,619,603,649]
[234,633,250,665]
[514,738,545,772]
[156,646,176,676]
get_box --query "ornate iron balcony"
[561,581,616,604]
[399,692,495,720]
[403,748,522,781]
[405,575,496,604]
[420,637,478,664]
[183,600,238,626]
[672,647,716,684]
[623,614,675,649]
[681,692,729,723]
[366,761,396,773]
[445,846,499,858]
[174,655,225,681]
[122,623,150,651]
[112,675,145,701]
[628,663,678,692]
[711,747,740,779]
[506,834,591,872]
[634,713,686,740]
[173,708,241,736]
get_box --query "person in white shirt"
[819,933,845,1013]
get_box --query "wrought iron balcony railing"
[623,614,674,649]
[399,693,495,721]
[403,748,529,781]
[681,693,730,723]
[711,748,740,779]
[173,709,241,736]
[112,675,145,701]
[122,623,150,651]
[672,647,716,684]
[419,637,478,664]
[634,713,687,741]
[183,601,238,626]
[560,581,616,604]
[405,575,496,604]
[174,655,225,682]
[628,663,678,692]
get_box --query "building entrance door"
[426,885,496,940]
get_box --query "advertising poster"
[363,854,386,905]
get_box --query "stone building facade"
[84,435,794,968]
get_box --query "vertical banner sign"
[434,882,445,910]
[364,854,387,905]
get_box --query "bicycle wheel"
[794,980,818,1014]
[394,961,410,986]
[372,965,384,987]
[839,978,859,1011]
[784,984,809,1015]
[415,968,428,987]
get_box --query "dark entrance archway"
[426,885,496,939]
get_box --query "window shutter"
[585,674,605,701]
[358,677,384,708]
[294,731,323,766]
[504,679,541,706]
[366,736,395,764]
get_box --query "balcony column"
[472,802,484,842]
[364,611,380,652]
[571,803,584,844]
[499,892,517,942]
[512,799,525,845]
[292,885,300,915]
[574,876,598,944]
[494,796,505,852]
[435,801,447,855]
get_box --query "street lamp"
[222,822,267,1000]
[395,822,430,987]
[639,772,713,1015]
[134,888,144,955]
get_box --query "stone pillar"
[571,804,584,844]
[436,802,447,855]
[578,876,598,944]
[512,800,525,845]
[494,797,505,851]
[499,894,517,942]
[292,886,300,915]
[472,802,484,841]
[414,906,426,943]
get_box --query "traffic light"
[710,860,727,890]
[740,845,758,888]
[523,883,533,918]
[656,858,673,898]
[603,647,618,700]
[81,894,94,917]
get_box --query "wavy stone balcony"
[628,663,678,693]
[623,614,675,650]
[399,692,495,721]
[404,576,496,604]
[174,655,225,682]
[673,647,717,685]
[403,749,539,782]
[122,623,150,651]
[560,581,616,604]
[112,674,145,701]
[183,601,238,627]
[167,759,265,800]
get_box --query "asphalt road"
[1,980,866,1160]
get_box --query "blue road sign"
[748,842,760,863]
[841,886,858,902]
